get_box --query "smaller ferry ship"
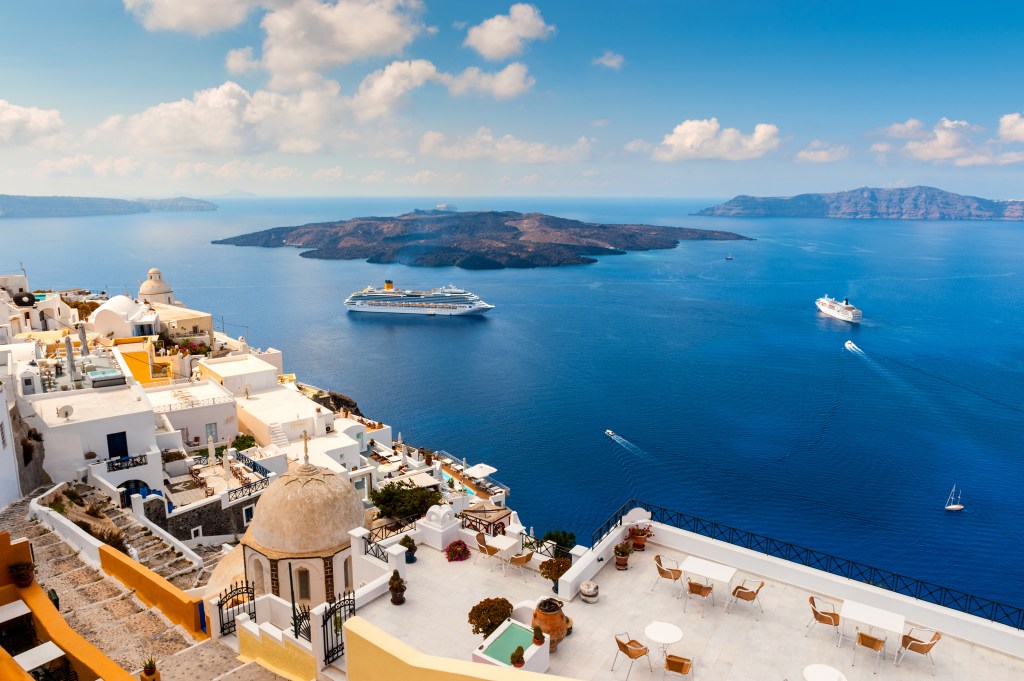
[344,280,494,316]
[605,429,616,438]
[816,295,862,323]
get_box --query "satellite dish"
[57,405,74,420]
[12,292,36,307]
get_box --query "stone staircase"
[0,492,195,672]
[268,423,290,448]
[69,482,215,591]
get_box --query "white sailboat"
[945,485,964,511]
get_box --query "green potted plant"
[532,625,545,646]
[399,534,417,564]
[467,597,513,638]
[8,561,35,588]
[539,557,571,594]
[510,645,526,668]
[613,541,633,570]
[388,570,406,605]
[141,654,159,681]
[626,524,654,551]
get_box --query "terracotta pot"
[390,587,406,605]
[141,669,160,681]
[531,598,568,652]
[614,554,629,570]
[512,660,525,668]
[13,575,33,588]
[533,636,545,646]
[631,535,647,551]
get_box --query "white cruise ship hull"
[816,297,862,323]
[344,302,493,316]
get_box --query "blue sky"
[2,1,1023,198]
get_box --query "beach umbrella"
[64,335,75,380]
[78,324,89,356]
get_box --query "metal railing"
[234,451,270,478]
[458,512,507,537]
[141,377,195,389]
[105,454,148,472]
[227,477,270,502]
[364,540,388,563]
[521,531,572,560]
[592,499,1024,630]
[368,515,417,543]
[153,395,235,413]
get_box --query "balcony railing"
[592,499,1024,630]
[234,451,270,478]
[227,477,270,502]
[367,515,417,544]
[153,395,235,413]
[105,454,148,472]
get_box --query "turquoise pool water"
[442,470,475,496]
[483,621,533,665]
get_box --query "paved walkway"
[158,639,288,681]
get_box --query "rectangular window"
[297,569,311,601]
[243,504,255,526]
[191,527,203,540]
[205,422,218,443]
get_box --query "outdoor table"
[0,600,31,625]
[644,620,683,657]
[14,640,65,672]
[803,663,847,681]
[680,555,737,604]
[839,599,905,647]
[487,533,518,559]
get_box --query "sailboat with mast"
[945,485,964,511]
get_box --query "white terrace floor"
[358,539,1023,681]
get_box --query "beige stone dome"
[241,461,365,558]
[139,267,172,295]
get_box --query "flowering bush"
[445,539,471,562]
[626,524,654,539]
[539,557,571,581]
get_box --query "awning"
[463,463,497,479]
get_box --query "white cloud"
[226,47,261,75]
[443,63,534,99]
[362,170,386,183]
[624,139,652,153]
[651,118,780,161]
[902,118,970,161]
[518,173,539,184]
[261,0,425,90]
[592,50,624,70]
[954,151,1024,167]
[795,140,850,163]
[172,159,297,180]
[352,59,438,121]
[998,113,1024,143]
[885,118,928,139]
[395,169,464,184]
[124,0,261,35]
[464,3,554,60]
[870,142,892,153]
[37,154,140,177]
[582,169,597,176]
[592,119,611,128]
[312,165,345,180]
[419,127,591,163]
[0,99,64,145]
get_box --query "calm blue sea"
[4,197,1023,605]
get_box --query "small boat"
[844,340,861,352]
[725,253,733,261]
[945,485,964,511]
[605,429,616,438]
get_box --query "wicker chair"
[651,555,683,597]
[895,628,941,671]
[473,532,500,570]
[805,596,843,646]
[852,630,887,674]
[611,632,651,680]
[504,550,534,581]
[665,654,695,677]
[683,577,715,618]
[727,579,764,618]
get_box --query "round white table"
[803,663,848,681]
[644,620,683,657]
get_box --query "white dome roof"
[139,267,172,295]
[242,461,365,558]
[90,295,143,320]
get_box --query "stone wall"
[11,403,52,494]
[143,494,256,543]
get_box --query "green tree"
[542,529,576,559]
[369,481,442,520]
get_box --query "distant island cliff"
[0,194,217,218]
[696,186,1024,220]
[212,209,751,269]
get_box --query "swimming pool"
[482,621,533,665]
[441,470,475,496]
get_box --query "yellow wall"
[344,617,580,681]
[238,621,318,681]
[98,545,208,640]
[0,532,33,588]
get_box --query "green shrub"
[542,529,576,559]
[369,481,441,520]
[231,433,257,450]
[62,488,83,506]
[85,504,104,518]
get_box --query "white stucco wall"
[0,379,23,508]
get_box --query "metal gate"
[322,592,356,664]
[217,581,255,636]
[293,604,311,641]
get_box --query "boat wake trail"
[844,340,862,353]
[607,433,655,460]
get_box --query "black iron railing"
[364,540,388,563]
[322,593,355,664]
[227,477,270,501]
[591,499,1024,630]
[458,512,507,537]
[368,515,417,543]
[521,532,572,560]
[106,454,147,472]
[234,451,270,478]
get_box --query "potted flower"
[141,655,159,681]
[510,645,526,668]
[613,541,633,570]
[422,448,433,465]
[467,597,513,638]
[399,535,417,564]
[539,557,571,594]
[388,570,406,605]
[532,625,545,646]
[444,539,470,562]
[8,561,35,588]
[626,524,654,551]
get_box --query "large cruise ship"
[344,280,494,316]
[816,294,862,323]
